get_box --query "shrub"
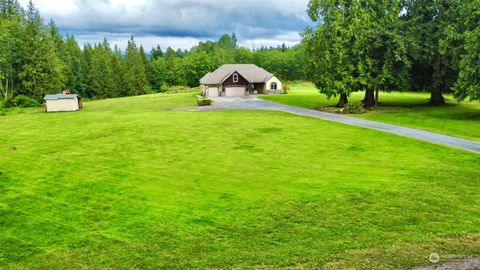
[143,85,153,94]
[10,95,41,108]
[343,102,367,114]
[159,83,169,93]
[282,84,290,94]
[197,97,214,106]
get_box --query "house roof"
[200,64,274,85]
[44,94,79,100]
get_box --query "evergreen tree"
[234,47,254,64]
[111,45,134,97]
[231,33,238,48]
[454,1,480,101]
[64,35,86,96]
[164,47,185,86]
[304,0,360,106]
[305,0,410,107]
[140,45,154,86]
[150,56,167,91]
[84,40,116,98]
[354,0,411,107]
[403,0,463,105]
[125,36,150,95]
[183,51,215,87]
[0,0,22,102]
[18,0,65,100]
[150,45,163,60]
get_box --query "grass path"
[1,92,479,269]
[261,82,480,141]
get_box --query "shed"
[44,94,82,112]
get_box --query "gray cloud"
[20,0,311,49]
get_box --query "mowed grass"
[261,82,480,141]
[1,92,479,269]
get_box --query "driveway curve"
[194,97,480,154]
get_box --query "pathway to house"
[190,96,480,154]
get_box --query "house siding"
[46,98,79,112]
[222,72,249,87]
[265,76,282,94]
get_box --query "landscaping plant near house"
[197,96,214,106]
[343,102,367,114]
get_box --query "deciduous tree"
[454,1,480,101]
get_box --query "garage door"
[207,87,219,97]
[225,87,246,97]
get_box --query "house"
[200,64,282,97]
[44,94,83,112]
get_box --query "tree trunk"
[363,89,375,107]
[337,93,348,107]
[5,69,9,103]
[430,50,445,105]
[430,89,445,105]
[375,88,379,108]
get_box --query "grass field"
[1,92,479,269]
[261,82,480,141]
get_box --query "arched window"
[271,82,277,90]
[233,73,239,83]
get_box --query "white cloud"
[19,0,311,50]
[239,32,302,50]
[74,32,204,51]
[19,0,78,15]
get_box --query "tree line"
[2,0,478,106]
[304,0,480,106]
[0,0,306,103]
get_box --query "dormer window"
[233,73,239,83]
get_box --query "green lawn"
[262,82,480,141]
[1,92,479,269]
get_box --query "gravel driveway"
[194,97,480,154]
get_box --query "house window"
[271,82,278,90]
[233,73,239,83]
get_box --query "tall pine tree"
[125,36,150,95]
[18,0,65,100]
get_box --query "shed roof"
[44,94,79,100]
[200,64,274,85]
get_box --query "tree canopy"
[305,0,479,106]
[1,0,478,105]
[0,2,306,103]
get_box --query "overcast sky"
[18,0,311,51]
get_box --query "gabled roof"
[200,64,274,85]
[44,94,79,100]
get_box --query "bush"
[159,83,169,93]
[343,102,367,114]
[197,97,214,106]
[143,85,153,94]
[11,95,41,108]
[282,84,290,94]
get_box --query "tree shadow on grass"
[364,98,480,121]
